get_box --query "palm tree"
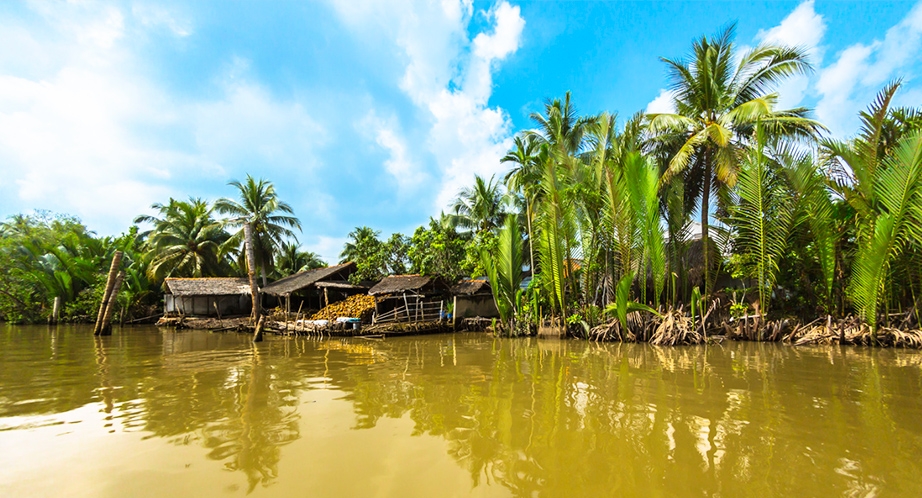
[502,133,541,273]
[647,24,822,294]
[727,125,794,314]
[134,198,230,280]
[527,91,593,164]
[823,83,922,335]
[339,226,386,283]
[274,241,325,278]
[215,175,301,286]
[451,175,507,235]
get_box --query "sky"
[1,0,921,263]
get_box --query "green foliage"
[408,217,467,282]
[340,226,387,284]
[274,241,326,278]
[480,215,525,332]
[215,175,301,284]
[135,198,230,280]
[849,132,922,331]
[727,126,793,313]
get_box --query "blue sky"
[2,0,921,263]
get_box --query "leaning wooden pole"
[98,271,125,336]
[243,222,261,336]
[94,251,123,335]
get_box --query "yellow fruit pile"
[310,294,376,322]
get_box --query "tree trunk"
[701,162,712,297]
[244,223,261,324]
[94,251,123,336]
[98,271,125,336]
[526,198,535,278]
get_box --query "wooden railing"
[374,300,444,324]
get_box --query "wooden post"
[323,288,329,308]
[452,296,458,329]
[98,271,125,336]
[94,251,123,335]
[253,315,265,342]
[243,222,261,324]
[51,296,61,325]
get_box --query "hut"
[164,278,252,318]
[261,262,361,315]
[368,275,449,323]
[450,279,499,321]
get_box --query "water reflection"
[2,326,922,496]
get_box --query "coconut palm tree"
[274,241,325,278]
[134,198,230,280]
[451,175,508,235]
[215,175,301,286]
[502,133,541,272]
[647,24,822,294]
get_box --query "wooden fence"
[374,299,445,324]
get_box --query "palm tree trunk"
[702,162,712,297]
[243,223,261,323]
[527,199,535,277]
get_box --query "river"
[1,325,921,497]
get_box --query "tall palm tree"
[451,175,507,235]
[527,91,593,164]
[647,24,822,294]
[502,133,541,273]
[215,175,302,286]
[134,198,230,280]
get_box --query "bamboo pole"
[253,315,265,342]
[243,222,261,324]
[94,251,123,335]
[98,271,125,336]
[50,296,61,325]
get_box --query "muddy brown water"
[2,325,922,497]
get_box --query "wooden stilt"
[94,251,123,336]
[253,315,265,342]
[98,271,125,336]
[51,296,61,325]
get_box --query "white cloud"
[328,0,524,213]
[304,235,347,265]
[645,89,676,114]
[360,110,427,190]
[756,0,825,60]
[132,4,192,37]
[0,3,327,234]
[755,0,826,109]
[816,1,922,136]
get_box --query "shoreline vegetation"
[3,26,922,347]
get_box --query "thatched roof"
[165,278,251,297]
[261,262,356,296]
[368,275,442,296]
[451,279,491,296]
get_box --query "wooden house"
[450,279,499,321]
[164,278,252,318]
[368,275,449,323]
[261,262,361,314]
